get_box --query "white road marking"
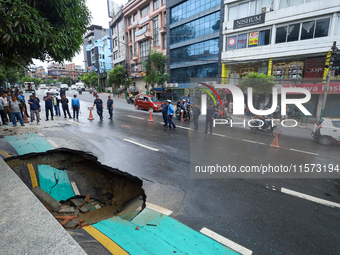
[289,148,318,156]
[37,133,44,137]
[123,139,159,152]
[47,139,58,148]
[200,227,252,255]
[175,126,192,130]
[71,181,80,196]
[281,188,340,209]
[211,133,226,137]
[258,142,266,145]
[127,115,145,120]
[145,202,173,216]
[242,139,258,144]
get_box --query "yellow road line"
[83,226,129,255]
[27,164,38,188]
[0,150,12,158]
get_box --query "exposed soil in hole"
[5,148,146,229]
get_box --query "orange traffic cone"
[270,133,280,148]
[22,107,29,123]
[88,109,94,120]
[148,111,153,122]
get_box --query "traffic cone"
[270,133,280,148]
[148,111,153,122]
[22,107,29,123]
[88,109,94,120]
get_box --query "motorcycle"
[217,108,232,126]
[126,97,135,104]
[89,88,93,94]
[93,91,97,97]
[78,90,82,95]
[249,117,278,136]
[175,107,191,120]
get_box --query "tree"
[21,76,32,83]
[239,73,275,107]
[142,50,169,91]
[2,67,19,83]
[32,78,42,85]
[45,79,55,85]
[0,0,91,67]
[0,68,5,85]
[81,71,98,88]
[58,77,72,85]
[107,65,132,91]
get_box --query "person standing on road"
[43,92,54,121]
[60,88,66,98]
[93,95,104,120]
[162,100,168,127]
[53,96,61,116]
[205,103,215,134]
[61,94,72,119]
[7,95,25,127]
[107,96,114,120]
[4,91,11,122]
[167,100,176,130]
[18,91,29,118]
[71,94,80,120]
[193,103,201,130]
[0,92,7,126]
[28,94,41,125]
[228,100,233,116]
[274,105,280,119]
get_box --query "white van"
[75,83,85,91]
[60,84,68,90]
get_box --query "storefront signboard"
[228,37,237,47]
[234,13,265,29]
[140,15,149,25]
[249,32,258,46]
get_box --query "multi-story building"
[166,0,224,96]
[29,66,46,79]
[222,0,340,118]
[47,63,85,81]
[83,25,110,72]
[109,7,127,68]
[123,0,167,94]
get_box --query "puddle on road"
[5,148,146,229]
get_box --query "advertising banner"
[249,32,258,46]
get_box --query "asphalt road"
[35,89,340,255]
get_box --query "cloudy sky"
[33,0,127,69]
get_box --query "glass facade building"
[167,0,223,87]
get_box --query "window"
[153,16,159,46]
[164,12,166,27]
[162,0,166,5]
[315,18,330,38]
[163,33,167,49]
[170,38,219,64]
[102,54,105,59]
[226,29,270,50]
[140,4,149,17]
[276,23,299,43]
[130,46,133,59]
[129,30,132,42]
[153,0,159,10]
[171,12,220,45]
[134,41,138,55]
[171,0,220,24]
[128,16,132,26]
[228,0,273,21]
[171,63,218,84]
[280,0,317,8]
[133,12,138,22]
[140,40,150,70]
[332,121,340,128]
[336,16,340,35]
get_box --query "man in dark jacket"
[205,103,215,134]
[28,94,41,124]
[61,94,72,119]
[162,100,168,127]
[193,103,201,130]
[43,92,54,121]
[107,96,114,120]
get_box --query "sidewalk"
[0,157,86,255]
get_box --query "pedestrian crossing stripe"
[83,226,129,255]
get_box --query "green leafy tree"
[239,73,275,107]
[0,0,91,67]
[58,77,72,85]
[2,67,19,83]
[32,78,42,85]
[81,71,98,88]
[0,68,6,84]
[142,50,169,90]
[21,76,32,83]
[107,65,132,91]
[45,78,55,85]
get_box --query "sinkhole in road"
[5,148,146,230]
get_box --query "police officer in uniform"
[93,95,104,120]
[107,96,113,120]
[204,103,215,134]
[193,103,201,130]
[43,92,54,121]
[162,100,168,127]
[61,94,72,118]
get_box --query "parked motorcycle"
[175,107,190,120]
[126,97,135,104]
[217,108,232,126]
[249,117,278,136]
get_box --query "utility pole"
[320,41,338,119]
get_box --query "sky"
[33,0,127,69]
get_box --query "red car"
[134,94,162,112]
